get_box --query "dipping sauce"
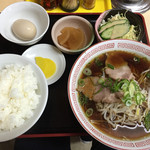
[12,19,37,41]
[35,57,56,78]
[57,27,85,50]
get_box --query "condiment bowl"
[51,15,94,54]
[22,44,66,85]
[95,9,144,42]
[0,1,50,46]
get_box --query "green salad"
[98,13,139,41]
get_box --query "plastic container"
[59,0,79,12]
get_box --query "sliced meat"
[105,52,135,80]
[105,65,135,80]
[90,76,99,85]
[77,76,123,103]
[77,76,99,99]
[93,87,122,103]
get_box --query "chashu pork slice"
[93,87,122,103]
[77,76,122,103]
[77,76,99,100]
[105,52,135,80]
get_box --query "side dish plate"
[22,44,66,85]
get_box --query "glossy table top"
[0,1,150,138]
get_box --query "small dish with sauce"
[51,15,94,54]
[22,44,66,85]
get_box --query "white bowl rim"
[68,39,150,150]
[0,1,50,45]
[95,10,109,42]
[51,15,95,53]
[22,43,66,85]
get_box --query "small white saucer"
[22,44,66,85]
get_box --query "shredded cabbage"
[100,13,139,41]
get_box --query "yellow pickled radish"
[35,57,56,78]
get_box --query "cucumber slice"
[100,26,114,40]
[99,19,128,33]
[111,23,130,39]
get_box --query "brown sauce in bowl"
[79,50,150,140]
[57,27,85,50]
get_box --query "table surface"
[0,1,150,138]
[19,12,149,138]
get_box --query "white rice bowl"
[0,54,48,142]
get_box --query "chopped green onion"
[129,81,136,97]
[110,79,120,93]
[79,92,88,106]
[121,82,129,92]
[144,111,150,131]
[132,80,140,91]
[117,79,129,91]
[83,68,92,76]
[78,79,85,87]
[86,108,93,117]
[135,92,142,105]
[107,64,114,70]
[141,94,146,101]
[124,91,130,97]
[125,99,132,106]
[98,77,105,84]
[94,87,103,95]
[133,56,140,62]
[146,72,150,79]
[122,92,130,103]
[102,78,113,87]
[125,100,132,106]
[94,57,103,67]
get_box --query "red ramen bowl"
[68,39,150,150]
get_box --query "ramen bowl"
[0,54,48,142]
[68,39,150,150]
[95,9,144,42]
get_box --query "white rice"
[0,64,40,131]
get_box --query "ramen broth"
[78,51,150,140]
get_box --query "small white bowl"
[0,2,50,46]
[51,15,94,54]
[0,54,48,142]
[22,44,66,85]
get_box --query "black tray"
[0,13,149,137]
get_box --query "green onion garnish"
[133,56,140,62]
[85,108,93,117]
[83,68,92,76]
[78,79,85,87]
[107,64,114,70]
[125,99,132,106]
[94,57,103,67]
[146,72,150,79]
